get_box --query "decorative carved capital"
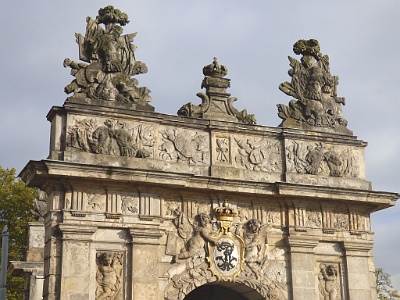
[287,236,319,253]
[58,224,97,241]
[342,241,373,256]
[129,224,163,245]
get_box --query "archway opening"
[183,282,264,300]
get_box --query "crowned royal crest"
[206,202,245,281]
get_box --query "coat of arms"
[206,202,245,281]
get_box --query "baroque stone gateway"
[13,5,398,300]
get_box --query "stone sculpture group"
[15,5,398,300]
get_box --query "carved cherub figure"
[178,213,216,259]
[319,263,340,300]
[96,252,121,300]
[243,219,268,279]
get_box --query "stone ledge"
[20,160,398,211]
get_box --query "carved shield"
[207,231,245,281]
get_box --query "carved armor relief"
[96,251,124,300]
[120,194,139,214]
[234,136,282,172]
[285,140,360,178]
[158,129,210,165]
[67,117,155,158]
[87,192,106,212]
[215,137,231,164]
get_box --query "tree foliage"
[0,166,37,300]
[376,268,400,300]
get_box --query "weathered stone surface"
[178,58,256,124]
[44,100,373,191]
[277,39,351,135]
[64,6,152,110]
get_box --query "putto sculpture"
[64,6,152,110]
[277,39,351,135]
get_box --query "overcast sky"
[1,1,399,277]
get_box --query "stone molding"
[58,224,97,241]
[129,224,163,245]
[287,236,320,253]
[342,241,373,256]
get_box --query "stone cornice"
[20,160,398,211]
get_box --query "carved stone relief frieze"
[215,137,230,163]
[318,263,342,300]
[334,213,349,230]
[121,195,139,214]
[87,193,106,212]
[349,211,369,233]
[294,207,322,231]
[286,141,359,178]
[158,129,210,165]
[163,200,181,218]
[235,137,282,172]
[67,117,155,158]
[96,251,124,300]
[322,210,350,233]
[265,208,281,226]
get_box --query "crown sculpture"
[277,39,351,135]
[64,6,152,111]
[178,57,256,124]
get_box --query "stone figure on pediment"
[64,6,152,108]
[277,39,351,135]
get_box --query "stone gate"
[19,6,398,300]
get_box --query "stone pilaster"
[343,241,375,300]
[288,235,319,300]
[58,224,97,300]
[129,224,163,300]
